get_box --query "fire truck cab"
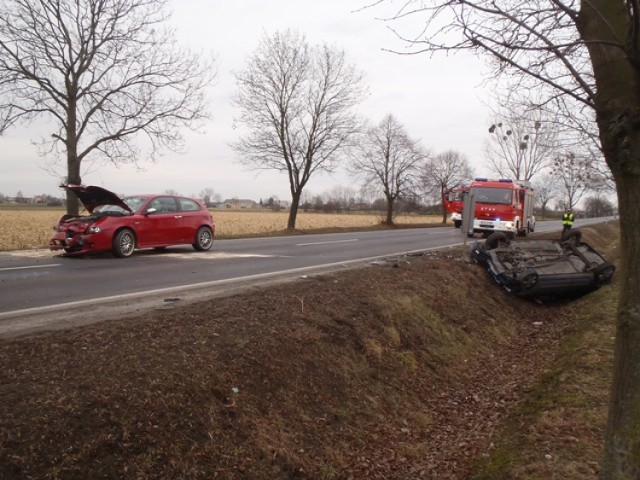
[469,178,535,238]
[442,185,469,228]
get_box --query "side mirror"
[145,207,157,215]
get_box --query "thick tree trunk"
[65,156,81,216]
[601,172,640,480]
[599,119,640,478]
[65,100,81,216]
[287,192,301,230]
[576,2,640,476]
[385,197,394,225]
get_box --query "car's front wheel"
[113,229,136,258]
[485,232,510,250]
[193,226,213,251]
[594,261,615,286]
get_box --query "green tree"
[365,1,640,477]
[0,0,216,215]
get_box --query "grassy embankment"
[472,222,619,479]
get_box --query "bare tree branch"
[348,114,424,224]
[484,107,555,182]
[420,149,474,223]
[0,0,217,214]
[232,29,367,229]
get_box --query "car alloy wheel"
[193,226,213,251]
[113,229,135,258]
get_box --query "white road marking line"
[0,264,62,272]
[295,239,358,246]
[156,252,277,260]
[0,244,459,320]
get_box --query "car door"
[136,196,182,247]
[176,197,203,242]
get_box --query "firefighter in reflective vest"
[562,208,575,233]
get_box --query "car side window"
[178,198,200,212]
[148,197,178,213]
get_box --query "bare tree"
[349,114,424,225]
[420,150,474,223]
[0,0,216,215]
[485,109,554,181]
[502,82,616,192]
[583,195,616,218]
[552,151,600,210]
[325,185,358,211]
[232,30,366,230]
[532,172,559,218]
[199,188,221,207]
[365,1,640,476]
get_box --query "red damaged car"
[50,185,215,258]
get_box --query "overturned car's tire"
[561,228,582,244]
[485,232,510,250]
[594,261,615,286]
[513,269,539,296]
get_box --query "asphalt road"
[0,217,614,337]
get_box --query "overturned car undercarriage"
[471,230,615,299]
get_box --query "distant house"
[221,198,259,209]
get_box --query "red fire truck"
[442,185,469,228]
[468,178,535,237]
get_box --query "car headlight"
[88,226,101,234]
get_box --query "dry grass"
[472,221,620,480]
[0,246,577,480]
[0,208,442,251]
[0,222,620,479]
[0,210,62,250]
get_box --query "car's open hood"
[63,185,132,213]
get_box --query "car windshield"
[123,196,150,212]
[475,187,512,205]
[93,204,131,215]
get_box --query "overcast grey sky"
[0,0,493,201]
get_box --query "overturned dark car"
[470,230,615,298]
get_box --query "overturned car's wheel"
[112,229,136,258]
[513,270,539,296]
[193,226,213,251]
[485,232,510,250]
[561,228,582,244]
[594,261,615,286]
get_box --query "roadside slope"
[0,223,619,479]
